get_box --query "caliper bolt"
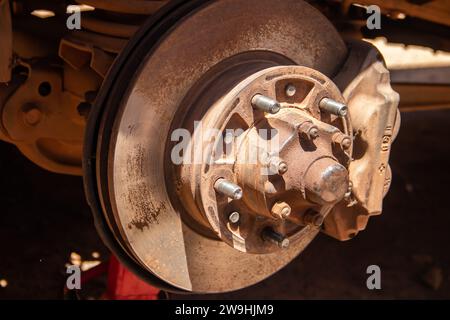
[228,212,240,224]
[262,228,290,249]
[214,178,243,200]
[271,201,292,219]
[269,157,288,175]
[299,122,319,140]
[252,94,281,114]
[304,211,325,227]
[319,98,348,117]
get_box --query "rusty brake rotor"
[83,0,399,293]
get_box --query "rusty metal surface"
[59,38,116,78]
[177,66,352,254]
[325,41,401,240]
[1,66,89,175]
[104,0,347,292]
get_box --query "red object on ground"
[105,255,160,300]
[71,254,160,300]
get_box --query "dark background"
[1,110,449,299]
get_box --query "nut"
[271,201,291,219]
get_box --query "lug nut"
[304,211,325,227]
[252,94,281,114]
[299,122,319,140]
[214,178,243,200]
[228,211,240,224]
[285,84,297,97]
[269,157,288,175]
[262,228,290,249]
[319,98,348,117]
[271,201,291,219]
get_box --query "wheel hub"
[176,66,353,254]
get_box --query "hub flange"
[177,66,353,254]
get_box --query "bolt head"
[299,122,319,140]
[333,133,352,150]
[341,137,352,150]
[269,157,288,176]
[23,108,42,126]
[277,161,288,175]
[308,127,319,139]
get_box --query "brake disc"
[84,0,399,293]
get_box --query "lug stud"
[319,98,348,117]
[228,212,240,224]
[214,178,243,200]
[262,228,290,249]
[252,94,281,114]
